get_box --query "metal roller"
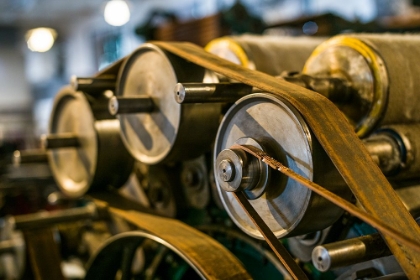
[312,233,392,272]
[303,34,420,137]
[46,86,133,198]
[213,93,352,239]
[115,43,221,164]
[206,35,324,75]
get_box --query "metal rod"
[233,191,308,280]
[71,75,116,93]
[41,133,80,149]
[174,82,257,104]
[280,72,353,102]
[312,233,392,271]
[363,134,402,175]
[13,203,98,230]
[108,96,154,116]
[12,149,48,166]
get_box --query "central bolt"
[218,159,235,182]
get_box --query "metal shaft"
[13,203,98,230]
[363,133,402,175]
[312,233,392,271]
[280,72,353,102]
[108,96,154,115]
[174,82,256,104]
[12,149,48,166]
[71,75,116,93]
[41,133,80,149]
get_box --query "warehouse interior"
[1,0,420,279]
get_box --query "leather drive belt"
[106,203,252,280]
[153,41,420,278]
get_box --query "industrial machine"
[2,33,420,279]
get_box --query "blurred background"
[0,0,419,154]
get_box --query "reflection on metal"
[115,43,221,164]
[312,233,392,271]
[214,93,350,239]
[7,34,420,279]
[46,86,133,198]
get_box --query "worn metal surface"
[47,86,133,198]
[206,35,324,75]
[304,34,420,137]
[116,43,221,164]
[151,41,420,278]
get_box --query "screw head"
[108,96,119,115]
[174,83,186,103]
[218,159,235,182]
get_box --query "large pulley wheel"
[116,43,221,164]
[214,93,350,239]
[47,86,133,198]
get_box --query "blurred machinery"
[2,33,420,279]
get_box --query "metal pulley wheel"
[214,93,351,239]
[113,43,221,164]
[303,33,420,137]
[46,86,133,198]
[206,35,324,75]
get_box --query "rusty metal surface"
[151,41,420,278]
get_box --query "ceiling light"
[26,28,56,52]
[104,0,130,27]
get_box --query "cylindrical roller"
[47,86,134,198]
[42,134,80,149]
[174,82,255,104]
[13,203,99,230]
[12,150,48,166]
[108,96,154,115]
[116,43,221,164]
[214,93,351,239]
[206,35,324,75]
[70,75,116,93]
[303,34,420,137]
[312,233,392,272]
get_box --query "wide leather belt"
[153,41,420,278]
[107,204,252,280]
